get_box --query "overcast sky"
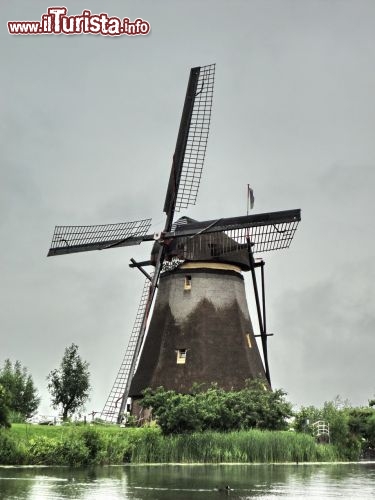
[1,0,375,415]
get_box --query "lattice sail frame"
[226,220,299,253]
[195,222,296,257]
[175,64,215,212]
[165,210,301,260]
[48,219,152,256]
[100,275,153,423]
[161,214,300,271]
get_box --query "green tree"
[322,400,350,449]
[0,383,11,428]
[294,405,323,434]
[348,406,375,449]
[237,379,293,431]
[47,344,91,421]
[0,359,40,420]
[294,398,362,460]
[366,413,375,449]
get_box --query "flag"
[248,185,255,210]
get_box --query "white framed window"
[184,275,192,290]
[176,349,187,364]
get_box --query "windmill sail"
[164,64,215,226]
[174,64,215,212]
[47,219,152,256]
[100,276,153,423]
[170,209,301,239]
[160,209,301,267]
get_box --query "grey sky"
[1,0,375,415]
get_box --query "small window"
[176,349,187,364]
[184,275,192,291]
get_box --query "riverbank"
[0,424,345,466]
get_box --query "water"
[1,463,375,499]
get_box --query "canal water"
[0,463,374,499]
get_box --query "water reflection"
[0,467,126,499]
[0,463,375,499]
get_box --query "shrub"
[26,436,58,464]
[80,427,105,464]
[140,379,293,434]
[104,433,131,463]
[0,430,23,464]
[0,384,11,428]
[54,435,89,466]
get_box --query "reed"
[131,429,340,463]
[3,425,341,465]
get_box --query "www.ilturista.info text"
[8,7,151,36]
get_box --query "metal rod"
[246,238,271,385]
[129,260,153,268]
[261,261,267,341]
[187,218,222,239]
[130,258,155,285]
[260,260,271,386]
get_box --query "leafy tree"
[294,405,323,434]
[0,384,11,428]
[236,379,293,431]
[0,359,40,420]
[294,399,362,460]
[367,413,375,449]
[348,407,375,449]
[47,344,91,421]
[322,400,351,449]
[140,378,293,434]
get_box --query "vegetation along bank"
[1,424,338,466]
[1,351,374,466]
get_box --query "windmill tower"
[48,64,301,423]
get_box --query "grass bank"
[0,424,342,466]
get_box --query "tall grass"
[131,429,340,463]
[2,425,341,465]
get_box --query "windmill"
[47,64,301,423]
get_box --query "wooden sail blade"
[163,64,215,227]
[47,219,152,257]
